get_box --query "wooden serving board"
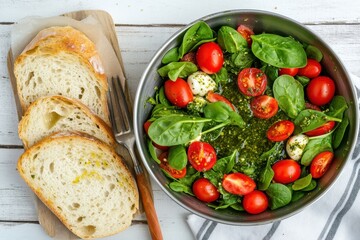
[7,9,139,239]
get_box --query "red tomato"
[187,141,217,172]
[206,91,235,111]
[159,152,186,179]
[164,78,193,108]
[272,159,301,184]
[222,173,256,195]
[250,95,279,119]
[196,42,224,74]
[310,151,334,179]
[305,102,321,111]
[278,68,299,77]
[243,190,268,214]
[298,58,322,78]
[236,25,254,46]
[237,68,267,97]
[305,121,336,137]
[267,120,295,142]
[306,76,336,106]
[192,178,220,203]
[143,121,169,150]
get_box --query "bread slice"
[14,26,110,125]
[18,95,115,149]
[17,134,139,239]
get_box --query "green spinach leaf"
[251,33,307,68]
[157,62,198,80]
[210,67,229,84]
[273,75,305,118]
[292,174,312,191]
[302,179,317,191]
[169,167,201,195]
[326,95,348,119]
[203,102,245,128]
[306,45,323,62]
[295,75,310,86]
[217,26,248,53]
[266,183,292,210]
[301,134,333,166]
[161,47,180,64]
[168,145,188,170]
[147,138,160,164]
[333,115,349,149]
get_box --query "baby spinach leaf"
[213,150,237,174]
[260,141,286,165]
[217,26,248,53]
[210,67,229,84]
[169,167,201,195]
[147,139,160,164]
[291,191,306,202]
[333,115,349,149]
[168,145,188,170]
[306,45,323,62]
[292,174,312,191]
[169,181,193,195]
[158,86,171,106]
[258,162,274,191]
[295,75,310,86]
[203,102,245,128]
[150,104,183,120]
[148,115,211,146]
[273,75,305,118]
[261,63,279,84]
[161,47,180,64]
[294,109,342,134]
[251,33,307,68]
[157,62,198,80]
[302,179,317,191]
[326,95,348,119]
[301,134,333,166]
[266,183,292,210]
[178,21,214,57]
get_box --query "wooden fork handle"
[136,172,163,240]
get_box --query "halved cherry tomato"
[206,91,235,111]
[164,78,193,108]
[222,172,256,195]
[237,68,267,97]
[310,151,334,178]
[305,102,321,111]
[192,178,220,203]
[243,190,268,214]
[159,152,186,179]
[143,121,169,151]
[278,68,299,77]
[305,121,336,137]
[272,159,301,184]
[298,58,322,78]
[267,120,295,142]
[187,141,217,172]
[196,42,224,74]
[250,95,278,119]
[236,25,254,46]
[306,76,336,106]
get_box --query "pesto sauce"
[206,80,287,180]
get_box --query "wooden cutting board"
[7,9,135,239]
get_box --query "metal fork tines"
[108,76,163,240]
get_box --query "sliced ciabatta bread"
[18,95,115,149]
[17,133,139,239]
[14,26,110,125]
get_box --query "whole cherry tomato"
[192,178,220,203]
[164,78,193,108]
[279,68,299,77]
[306,76,336,106]
[272,159,301,184]
[196,42,224,74]
[243,190,268,214]
[298,58,322,78]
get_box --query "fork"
[108,76,163,240]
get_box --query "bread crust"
[17,134,139,239]
[18,95,116,149]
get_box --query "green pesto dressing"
[205,80,288,180]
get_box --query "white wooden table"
[0,1,359,239]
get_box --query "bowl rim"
[133,9,360,225]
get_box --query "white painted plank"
[0,0,360,25]
[1,24,360,145]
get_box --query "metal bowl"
[133,10,359,225]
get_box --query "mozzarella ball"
[286,134,309,161]
[187,71,216,96]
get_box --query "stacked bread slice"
[14,26,138,239]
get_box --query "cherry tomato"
[143,121,169,150]
[196,42,224,74]
[272,159,301,184]
[306,76,336,106]
[222,173,256,195]
[164,78,193,108]
[237,68,267,97]
[159,152,186,179]
[305,121,336,137]
[305,102,321,111]
[187,141,217,172]
[278,68,299,77]
[206,91,235,111]
[298,58,322,78]
[236,25,254,46]
[192,178,220,203]
[243,190,268,214]
[250,95,279,119]
[267,120,295,142]
[310,151,334,179]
